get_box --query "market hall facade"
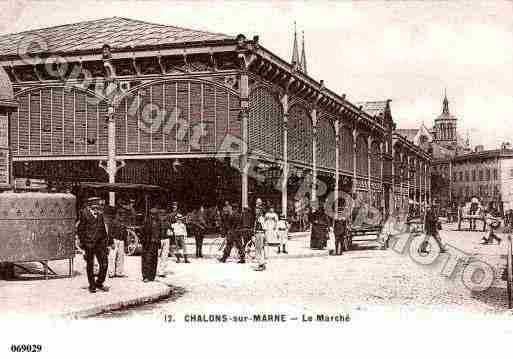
[0,17,431,216]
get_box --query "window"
[453,172,457,182]
[472,170,476,182]
[510,168,513,179]
[465,171,469,182]
[494,168,498,180]
[486,169,490,181]
[479,170,483,181]
[459,172,463,181]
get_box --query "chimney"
[474,145,484,152]
[501,142,512,150]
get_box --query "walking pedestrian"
[157,209,171,277]
[77,197,113,293]
[218,203,245,263]
[481,211,501,245]
[192,205,207,258]
[141,207,162,282]
[423,204,445,253]
[172,214,190,263]
[254,206,267,271]
[105,206,127,278]
[240,206,254,248]
[276,213,289,254]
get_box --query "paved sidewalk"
[0,256,172,319]
[2,231,374,319]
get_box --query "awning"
[77,181,167,193]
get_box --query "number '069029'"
[10,344,42,352]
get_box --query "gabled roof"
[356,100,389,117]
[0,17,233,57]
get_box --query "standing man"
[192,205,207,258]
[168,201,181,261]
[218,203,245,263]
[105,206,127,278]
[276,213,289,254]
[172,214,190,263]
[141,207,162,282]
[254,205,267,271]
[333,213,348,255]
[157,208,171,277]
[77,197,113,293]
[169,201,180,224]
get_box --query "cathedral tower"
[433,90,458,149]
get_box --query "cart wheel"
[125,229,140,256]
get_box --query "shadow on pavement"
[470,285,509,311]
[94,284,187,318]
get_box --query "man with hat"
[77,197,113,293]
[105,205,127,278]
[218,202,245,263]
[141,207,163,281]
[169,201,180,224]
[171,213,190,263]
[157,208,172,277]
[276,213,289,254]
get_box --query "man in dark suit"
[218,203,245,263]
[141,207,163,282]
[77,197,114,293]
[333,213,349,255]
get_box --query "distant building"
[451,143,513,213]
[396,92,471,208]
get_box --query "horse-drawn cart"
[457,202,487,232]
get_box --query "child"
[276,214,289,254]
[172,214,190,263]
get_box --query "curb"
[60,284,173,319]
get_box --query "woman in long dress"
[264,206,279,245]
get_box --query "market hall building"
[0,17,431,215]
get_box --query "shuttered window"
[317,116,336,170]
[117,80,240,155]
[248,87,283,159]
[288,104,311,165]
[356,134,368,177]
[13,87,108,156]
[340,126,353,174]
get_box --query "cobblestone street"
[101,224,512,319]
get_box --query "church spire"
[442,88,449,114]
[291,21,300,68]
[300,31,307,75]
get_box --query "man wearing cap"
[276,213,289,254]
[169,201,180,224]
[157,209,172,277]
[105,206,127,278]
[171,214,190,263]
[141,207,163,281]
[77,197,113,293]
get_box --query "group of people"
[76,196,295,292]
[217,199,290,271]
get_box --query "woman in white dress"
[264,206,279,245]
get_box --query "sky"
[1,0,512,149]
